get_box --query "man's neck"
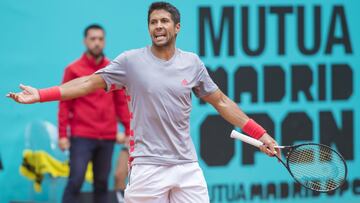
[151,44,176,61]
[86,52,103,65]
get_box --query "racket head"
[284,143,347,192]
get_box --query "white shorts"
[124,162,209,203]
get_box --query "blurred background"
[0,0,359,202]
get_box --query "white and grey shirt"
[96,46,218,165]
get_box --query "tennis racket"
[230,130,347,192]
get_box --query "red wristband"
[242,119,266,139]
[38,86,61,102]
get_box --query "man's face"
[148,9,180,47]
[84,29,105,57]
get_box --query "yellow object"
[20,150,93,192]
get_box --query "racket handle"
[230,130,263,147]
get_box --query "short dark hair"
[84,24,105,37]
[148,2,180,25]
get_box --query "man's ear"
[175,23,180,34]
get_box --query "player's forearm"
[204,90,266,139]
[59,74,106,100]
[60,75,91,100]
[212,93,249,128]
[218,98,267,139]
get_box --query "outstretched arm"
[59,74,106,100]
[7,74,106,104]
[202,89,280,157]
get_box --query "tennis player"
[7,2,279,202]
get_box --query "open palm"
[7,84,40,104]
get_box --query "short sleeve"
[95,52,128,92]
[192,56,218,98]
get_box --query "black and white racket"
[230,130,347,192]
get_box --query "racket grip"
[230,130,263,148]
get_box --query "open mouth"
[154,34,166,40]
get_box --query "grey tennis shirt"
[96,46,218,165]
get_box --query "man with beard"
[7,3,279,203]
[57,24,130,203]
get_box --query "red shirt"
[58,53,130,140]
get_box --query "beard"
[88,47,103,58]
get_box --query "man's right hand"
[116,132,129,144]
[58,137,70,151]
[6,84,40,104]
[116,132,130,147]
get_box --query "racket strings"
[287,144,346,191]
